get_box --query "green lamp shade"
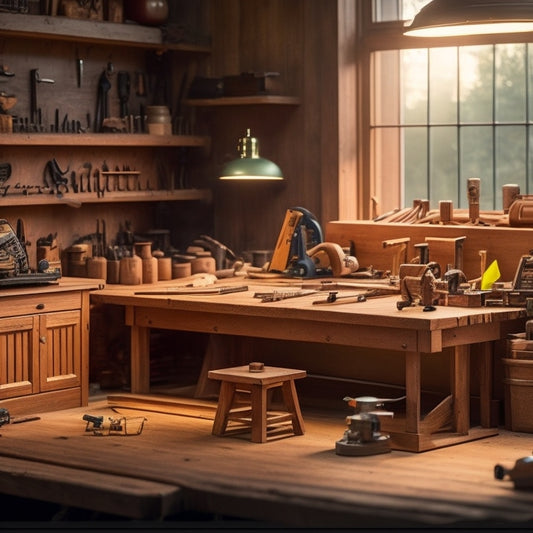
[219,129,284,181]
[404,0,533,37]
[219,157,284,181]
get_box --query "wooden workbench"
[90,279,527,453]
[0,396,533,527]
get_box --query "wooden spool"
[502,184,520,214]
[119,255,142,285]
[86,256,107,280]
[157,257,172,280]
[142,256,158,284]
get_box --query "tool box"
[223,72,280,96]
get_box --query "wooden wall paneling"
[312,0,341,226]
[338,0,359,220]
[205,0,340,254]
[0,29,212,267]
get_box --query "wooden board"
[326,220,533,282]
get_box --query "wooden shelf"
[0,189,212,207]
[0,133,210,148]
[0,13,211,52]
[185,96,301,106]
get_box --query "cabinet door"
[39,310,81,392]
[0,315,40,399]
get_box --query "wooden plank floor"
[1,393,533,528]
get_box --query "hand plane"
[268,206,323,277]
[307,242,359,277]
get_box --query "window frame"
[349,0,533,220]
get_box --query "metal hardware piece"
[254,289,317,302]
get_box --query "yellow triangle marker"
[481,259,501,290]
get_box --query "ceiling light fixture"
[404,0,533,37]
[219,129,284,181]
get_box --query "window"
[362,0,533,215]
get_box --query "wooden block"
[446,292,484,308]
[105,0,123,22]
[0,115,13,133]
[511,350,533,360]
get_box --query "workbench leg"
[250,383,267,443]
[478,341,493,428]
[405,351,421,434]
[126,304,151,394]
[451,344,470,435]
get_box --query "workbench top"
[91,277,526,335]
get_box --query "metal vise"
[396,262,441,311]
[335,395,404,456]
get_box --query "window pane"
[430,127,458,206]
[372,0,399,22]
[459,45,494,123]
[404,127,428,203]
[460,126,493,209]
[495,44,526,123]
[372,0,431,22]
[401,49,428,124]
[495,126,527,208]
[429,48,457,124]
[401,0,431,20]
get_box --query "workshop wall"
[201,0,341,255]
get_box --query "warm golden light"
[404,0,533,37]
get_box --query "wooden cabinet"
[0,279,101,415]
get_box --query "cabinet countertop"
[0,277,104,298]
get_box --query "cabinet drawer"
[0,292,82,318]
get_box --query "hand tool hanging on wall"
[0,65,14,80]
[94,63,113,132]
[117,71,130,118]
[30,68,54,128]
[43,159,69,194]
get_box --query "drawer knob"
[39,336,46,344]
[36,303,45,310]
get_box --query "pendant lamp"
[404,0,533,37]
[219,129,284,181]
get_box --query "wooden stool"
[208,364,306,443]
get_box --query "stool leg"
[281,380,305,435]
[212,381,236,436]
[250,383,268,443]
